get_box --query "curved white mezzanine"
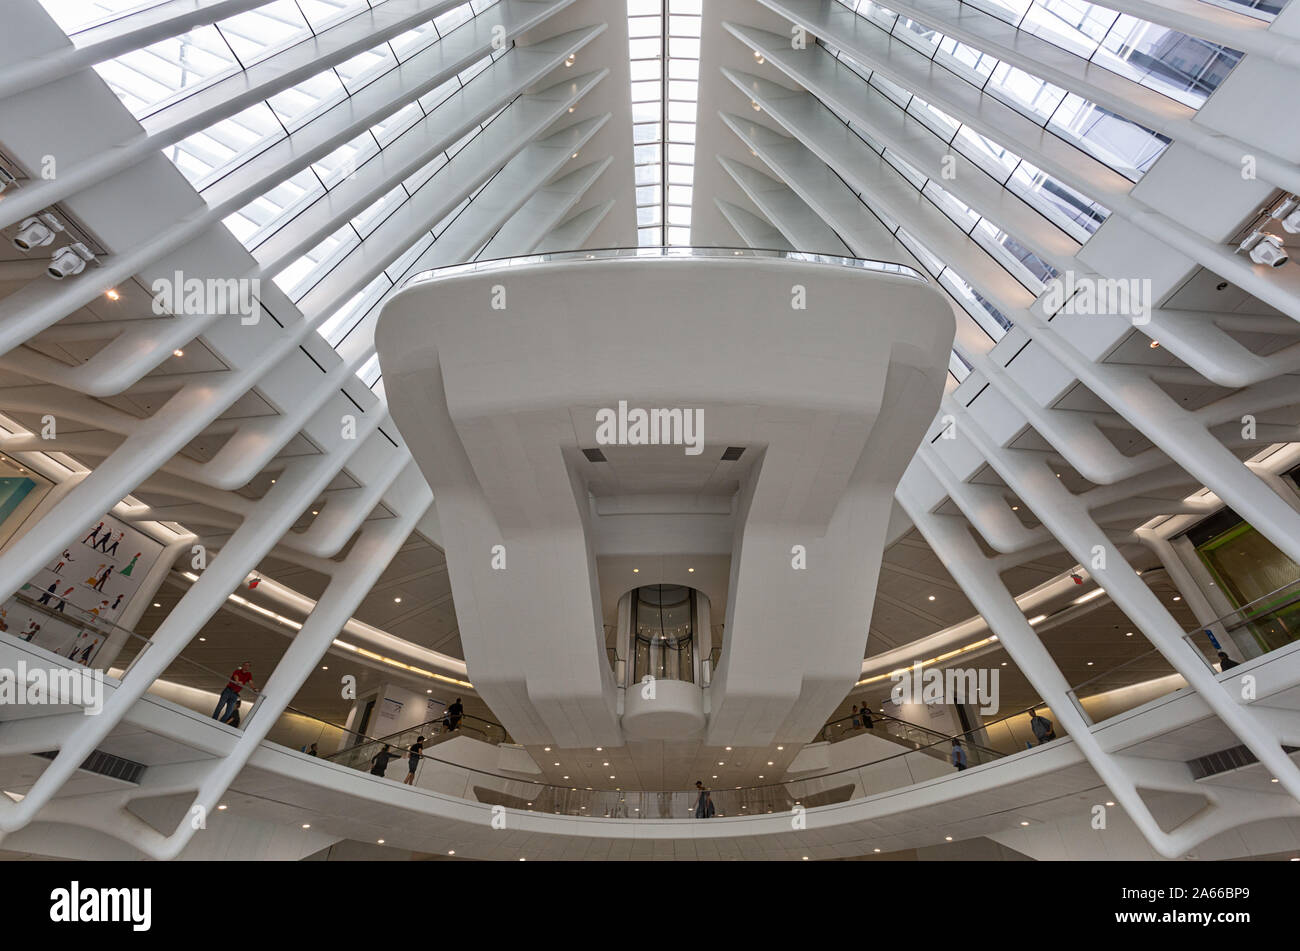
[2,634,1298,861]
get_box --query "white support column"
[0,406,383,833]
[126,475,430,859]
[939,395,1300,807]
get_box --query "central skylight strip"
[627,0,699,246]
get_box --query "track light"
[1250,233,1288,268]
[1270,196,1300,234]
[1239,230,1288,268]
[47,243,94,280]
[13,213,62,251]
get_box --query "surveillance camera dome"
[13,217,56,251]
[1248,233,1289,268]
[47,246,86,280]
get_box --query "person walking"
[370,744,400,777]
[213,662,254,723]
[1029,709,1057,744]
[951,739,968,771]
[694,780,715,818]
[404,736,426,785]
[446,697,464,732]
[851,704,861,729]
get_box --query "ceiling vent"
[582,448,607,462]
[721,446,745,461]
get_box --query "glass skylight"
[627,0,700,247]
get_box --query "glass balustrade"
[1065,577,1300,724]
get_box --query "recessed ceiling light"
[311,510,318,515]
[543,747,551,751]
[393,596,401,603]
[173,349,184,357]
[105,288,120,301]
[1020,821,1030,826]
[1172,596,1181,601]
[217,804,227,810]
[595,747,602,751]
[873,848,880,853]
[554,762,560,766]
[776,746,783,751]
[198,637,205,642]
[1105,801,1115,806]
[928,595,936,601]
[801,856,809,860]
[321,665,328,670]
[767,761,774,766]
[688,567,695,572]
[448,850,455,855]
[632,568,639,573]
[301,823,311,829]
[724,746,732,751]
[945,836,953,841]
[153,602,160,608]
[1126,631,1133,636]
[377,839,385,844]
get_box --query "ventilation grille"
[36,748,146,784]
[1187,743,1298,780]
[582,448,607,462]
[721,446,745,461]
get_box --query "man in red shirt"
[213,662,254,724]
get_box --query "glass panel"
[1093,15,1243,108]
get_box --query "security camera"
[13,215,59,251]
[1248,233,1289,268]
[47,245,88,280]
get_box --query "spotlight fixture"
[48,243,96,280]
[1270,195,1300,233]
[13,213,62,251]
[1239,230,1289,268]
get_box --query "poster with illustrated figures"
[1,511,163,667]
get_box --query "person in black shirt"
[1217,651,1241,671]
[370,744,399,777]
[446,698,464,732]
[404,736,425,785]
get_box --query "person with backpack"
[1029,709,1057,744]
